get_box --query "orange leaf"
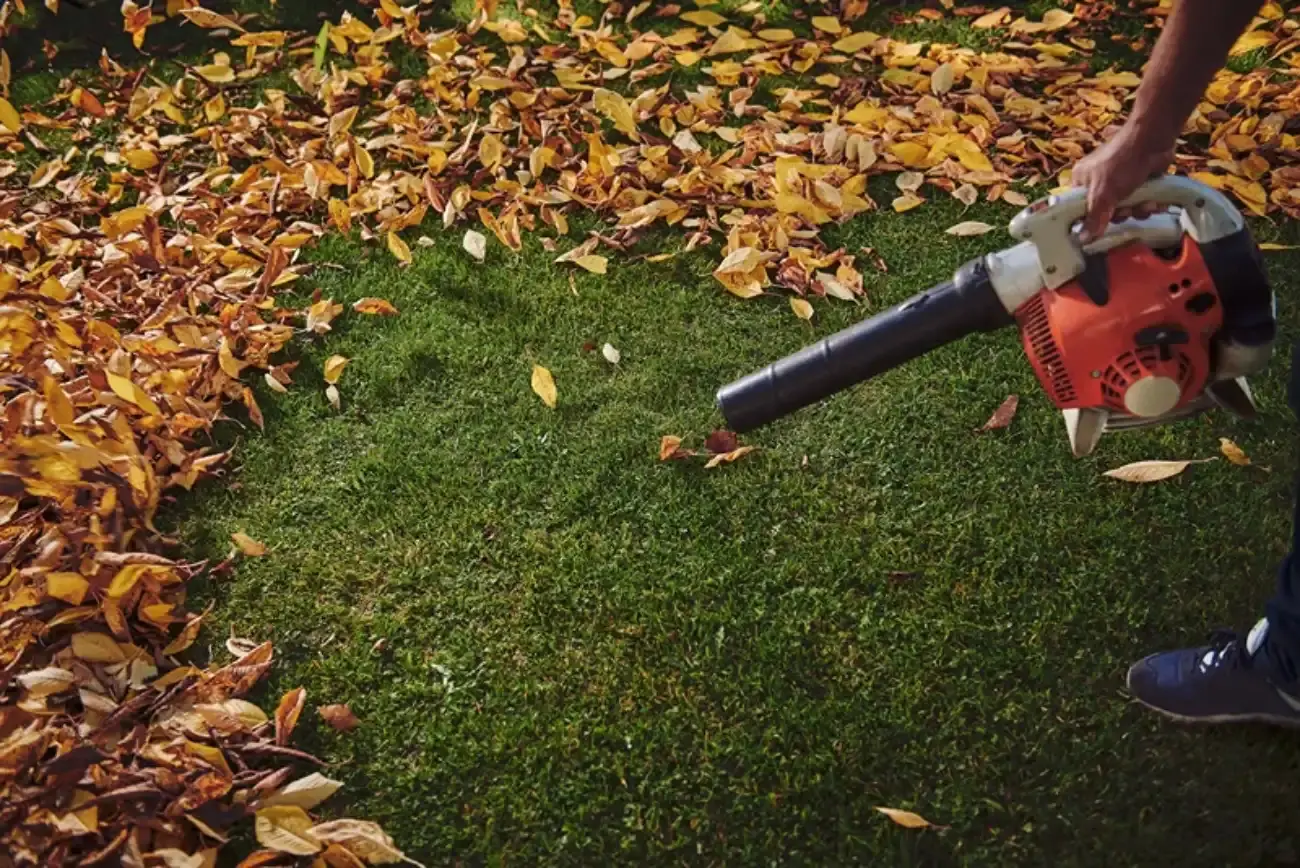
[318,703,360,732]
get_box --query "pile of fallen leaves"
[1,0,1298,861]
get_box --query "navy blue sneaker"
[1126,618,1300,726]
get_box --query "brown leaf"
[704,446,757,469]
[658,435,693,461]
[308,819,411,866]
[978,395,1019,431]
[318,703,361,732]
[704,430,740,454]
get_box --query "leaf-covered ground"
[5,0,1300,865]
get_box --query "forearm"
[1128,0,1266,147]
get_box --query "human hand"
[1071,123,1176,242]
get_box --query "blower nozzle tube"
[717,259,1013,433]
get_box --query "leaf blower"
[716,175,1277,457]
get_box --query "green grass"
[14,1,1300,865]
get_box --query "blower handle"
[1009,174,1246,289]
[716,259,1013,434]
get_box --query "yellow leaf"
[330,106,359,138]
[574,254,608,274]
[0,97,21,133]
[593,88,639,138]
[833,31,878,53]
[1103,458,1214,483]
[387,231,412,266]
[892,194,924,213]
[889,142,929,168]
[71,632,127,663]
[676,51,701,67]
[875,806,941,829]
[531,365,557,409]
[1230,29,1276,56]
[180,6,246,31]
[714,247,762,275]
[972,6,1010,28]
[106,372,162,416]
[758,29,795,42]
[811,16,842,34]
[680,9,726,26]
[1260,242,1298,251]
[1220,438,1251,466]
[945,221,994,236]
[46,572,89,605]
[232,532,268,556]
[218,337,245,378]
[478,133,504,169]
[194,64,235,84]
[323,355,350,385]
[353,297,399,315]
[204,93,226,122]
[790,297,814,320]
[930,62,955,96]
[355,145,375,179]
[329,198,352,233]
[255,806,321,856]
[123,148,159,170]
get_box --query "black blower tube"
[717,259,1014,433]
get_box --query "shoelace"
[1198,629,1252,672]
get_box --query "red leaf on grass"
[978,395,1019,432]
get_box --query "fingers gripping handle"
[1008,174,1245,289]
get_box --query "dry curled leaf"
[318,704,361,732]
[704,446,757,469]
[1219,437,1251,466]
[354,298,399,316]
[601,343,621,364]
[978,395,1019,431]
[531,365,557,409]
[658,435,693,461]
[1103,458,1214,484]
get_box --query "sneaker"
[1126,618,1300,726]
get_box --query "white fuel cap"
[1124,376,1181,418]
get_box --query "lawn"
[8,0,1300,865]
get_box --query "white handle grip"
[1007,175,1245,289]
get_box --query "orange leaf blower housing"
[1016,235,1223,421]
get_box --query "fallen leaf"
[318,703,361,732]
[387,232,412,266]
[601,343,621,364]
[892,194,924,213]
[1219,437,1251,466]
[946,221,995,237]
[704,445,757,468]
[275,687,307,746]
[1103,459,1214,484]
[574,254,608,274]
[978,395,1019,431]
[790,297,814,320]
[463,229,487,262]
[875,806,943,829]
[353,297,399,315]
[0,96,21,132]
[1259,243,1298,251]
[232,532,268,557]
[308,819,410,866]
[261,773,344,811]
[324,355,350,385]
[704,429,739,454]
[531,365,557,408]
[255,806,321,856]
[659,435,690,461]
[1003,190,1030,207]
[326,385,341,411]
